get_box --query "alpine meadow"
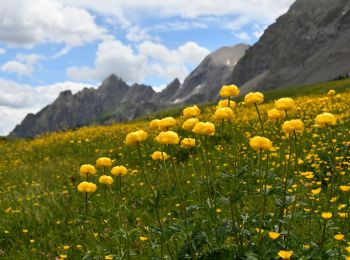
[1,79,350,259]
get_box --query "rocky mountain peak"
[230,0,350,92]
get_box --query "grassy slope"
[0,79,349,259]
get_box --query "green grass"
[0,81,349,259]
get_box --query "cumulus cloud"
[1,53,45,77]
[0,0,107,51]
[234,31,251,42]
[63,0,294,28]
[67,40,210,83]
[67,40,147,83]
[0,48,6,55]
[0,79,94,135]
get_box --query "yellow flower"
[217,100,237,108]
[139,236,148,241]
[321,212,332,220]
[105,255,113,260]
[79,164,97,177]
[151,151,169,160]
[213,107,234,121]
[315,113,337,128]
[340,185,350,192]
[268,231,280,240]
[156,131,180,145]
[278,250,293,259]
[99,175,114,185]
[182,118,199,131]
[125,130,148,145]
[267,109,286,122]
[158,117,177,130]
[77,182,97,193]
[282,120,304,134]
[338,212,348,218]
[334,233,344,241]
[59,255,67,259]
[327,89,336,97]
[22,229,28,233]
[63,245,70,250]
[150,119,161,129]
[311,188,321,195]
[244,92,264,106]
[303,244,310,250]
[182,105,201,118]
[275,98,295,111]
[96,157,112,168]
[249,136,273,151]
[181,138,196,149]
[111,166,127,176]
[192,122,215,136]
[219,84,240,97]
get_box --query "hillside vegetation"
[0,79,350,259]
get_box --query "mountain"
[10,75,160,137]
[10,44,248,137]
[169,44,249,104]
[230,0,350,92]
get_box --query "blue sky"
[0,0,295,135]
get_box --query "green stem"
[136,143,172,259]
[254,103,265,135]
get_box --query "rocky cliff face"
[10,44,247,138]
[170,44,249,104]
[230,0,350,92]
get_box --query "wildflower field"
[1,79,350,259]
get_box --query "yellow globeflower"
[244,92,264,106]
[79,164,97,177]
[214,107,234,121]
[96,157,112,168]
[158,117,177,130]
[99,175,114,185]
[219,84,240,98]
[125,130,148,145]
[275,98,295,111]
[334,233,344,241]
[151,151,169,160]
[180,138,196,149]
[249,136,273,151]
[192,122,215,136]
[182,118,199,132]
[111,166,127,176]
[156,131,180,145]
[77,182,97,193]
[340,185,350,192]
[278,250,293,259]
[217,99,237,108]
[321,212,332,220]
[267,109,286,122]
[315,113,337,128]
[282,120,304,134]
[268,231,281,240]
[182,105,201,118]
[327,89,336,97]
[150,119,161,129]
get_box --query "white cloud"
[63,0,294,28]
[68,39,210,83]
[1,53,45,77]
[0,48,6,55]
[0,79,94,135]
[0,0,107,51]
[67,40,147,83]
[234,31,251,42]
[126,26,154,43]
